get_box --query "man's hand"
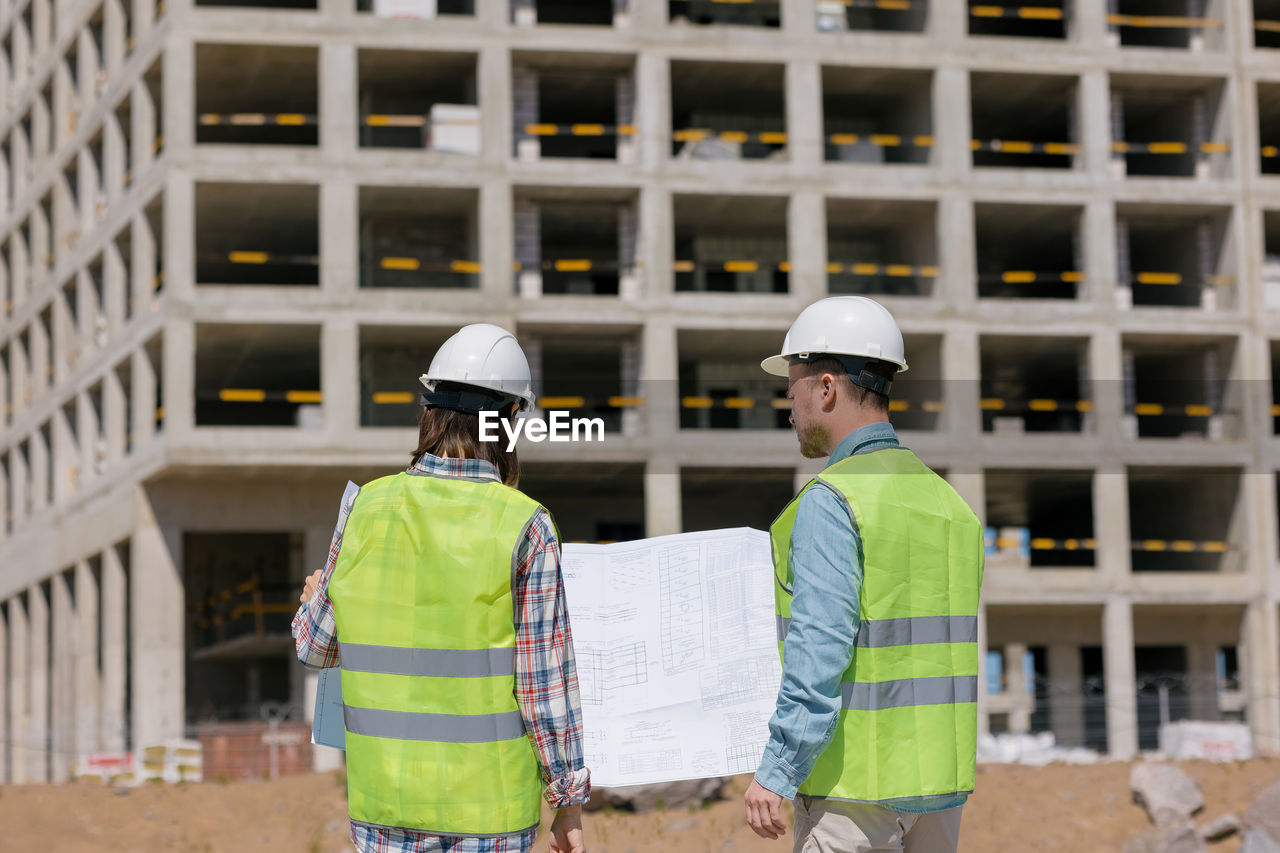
[550,804,584,853]
[299,569,322,604]
[744,778,787,840]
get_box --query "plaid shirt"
[292,453,591,853]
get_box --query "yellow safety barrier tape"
[1133,403,1164,416]
[451,260,482,274]
[720,131,750,143]
[572,124,606,136]
[1184,404,1214,417]
[276,114,307,126]
[1019,7,1062,19]
[228,251,268,264]
[1002,271,1036,284]
[970,5,1003,16]
[286,391,322,404]
[1263,146,1279,158]
[365,114,427,127]
[1028,399,1058,411]
[554,259,592,272]
[1107,14,1220,28]
[220,389,266,403]
[525,123,558,136]
[1200,142,1230,154]
[870,134,901,147]
[673,260,696,273]
[540,396,586,408]
[372,392,415,405]
[888,400,909,412]
[608,396,645,408]
[724,397,755,409]
[1146,142,1187,154]
[682,396,713,409]
[381,257,420,271]
[723,260,759,273]
[979,398,1005,410]
[1257,20,1280,33]
[1272,404,1280,417]
[1136,272,1182,285]
[778,262,792,273]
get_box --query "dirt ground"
[3,760,1277,853]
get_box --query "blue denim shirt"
[755,421,968,814]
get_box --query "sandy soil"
[3,760,1277,852]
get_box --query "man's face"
[786,364,830,460]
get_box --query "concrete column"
[50,571,74,782]
[1078,72,1113,179]
[785,61,822,171]
[130,494,183,749]
[322,318,358,438]
[132,346,157,450]
[638,186,672,301]
[934,68,971,183]
[162,173,194,303]
[480,179,513,300]
[779,0,814,34]
[1048,643,1085,747]
[100,545,127,752]
[31,426,49,510]
[27,584,48,783]
[940,325,980,452]
[1084,200,1119,311]
[162,39,194,154]
[104,362,126,466]
[478,45,510,169]
[8,597,27,783]
[635,52,669,174]
[1004,642,1030,734]
[1103,597,1138,759]
[319,44,356,156]
[0,602,7,782]
[161,316,194,439]
[938,194,976,314]
[1243,601,1280,755]
[74,559,101,759]
[1094,471,1131,579]
[644,457,681,538]
[787,189,825,306]
[131,209,157,318]
[131,77,156,178]
[53,401,76,503]
[320,179,357,298]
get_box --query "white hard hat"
[420,323,536,411]
[761,296,908,377]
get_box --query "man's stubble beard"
[797,421,831,460]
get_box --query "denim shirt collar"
[827,421,900,467]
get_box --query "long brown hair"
[410,398,521,487]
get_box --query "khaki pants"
[793,796,963,853]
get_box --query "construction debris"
[977,732,1102,765]
[1123,821,1205,853]
[1196,814,1241,843]
[1242,778,1280,845]
[1130,763,1204,826]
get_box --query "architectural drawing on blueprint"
[659,544,706,674]
[577,641,648,705]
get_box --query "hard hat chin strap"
[419,389,515,415]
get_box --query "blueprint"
[562,528,781,786]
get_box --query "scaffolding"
[674,194,788,293]
[970,72,1077,169]
[195,183,319,286]
[194,324,321,427]
[976,204,1082,300]
[822,67,932,166]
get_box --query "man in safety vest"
[293,323,589,853]
[744,297,984,852]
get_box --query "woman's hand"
[300,569,323,604]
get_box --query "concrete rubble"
[1241,778,1280,851]
[1130,763,1205,826]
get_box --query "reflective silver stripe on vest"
[855,615,978,649]
[776,615,791,640]
[841,675,979,711]
[340,643,515,678]
[343,706,526,743]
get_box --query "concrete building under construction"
[2,0,1280,780]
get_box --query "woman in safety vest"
[293,323,589,853]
